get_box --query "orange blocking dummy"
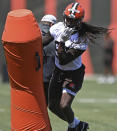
[2,9,51,131]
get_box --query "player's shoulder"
[50,22,64,33]
[52,22,64,28]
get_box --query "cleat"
[67,127,76,131]
[76,121,89,131]
[67,121,89,131]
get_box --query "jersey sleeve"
[65,32,88,50]
[50,22,65,41]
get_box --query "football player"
[48,2,110,131]
[39,15,56,105]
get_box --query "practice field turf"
[0,77,117,131]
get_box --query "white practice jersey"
[50,22,88,71]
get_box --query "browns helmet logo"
[64,2,85,19]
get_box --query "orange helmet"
[63,2,85,28]
[64,2,85,19]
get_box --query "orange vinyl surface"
[2,9,51,131]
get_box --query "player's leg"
[60,94,89,131]
[43,82,49,105]
[61,64,89,131]
[48,67,68,121]
[60,92,75,123]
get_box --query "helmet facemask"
[64,15,83,29]
[63,2,84,29]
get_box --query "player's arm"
[42,32,54,47]
[57,42,85,65]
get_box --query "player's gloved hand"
[59,27,76,43]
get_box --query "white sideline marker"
[77,98,117,103]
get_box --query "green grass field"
[0,77,117,131]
